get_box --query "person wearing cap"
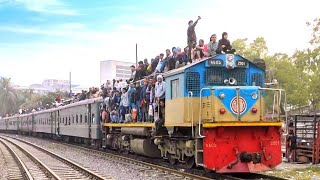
[155,74,166,100]
[187,16,201,61]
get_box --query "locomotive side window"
[76,115,79,123]
[186,72,200,95]
[171,79,179,99]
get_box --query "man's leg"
[188,41,192,61]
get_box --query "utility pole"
[136,43,138,68]
[69,72,72,98]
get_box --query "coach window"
[68,117,71,125]
[171,79,179,99]
[85,115,88,124]
[63,117,65,124]
[80,114,83,124]
[92,114,95,124]
[76,115,78,123]
[72,116,74,124]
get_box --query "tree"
[232,37,268,60]
[0,77,17,116]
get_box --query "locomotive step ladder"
[195,126,204,167]
[194,88,211,167]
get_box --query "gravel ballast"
[1,134,172,180]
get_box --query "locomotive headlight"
[251,92,258,99]
[219,92,225,99]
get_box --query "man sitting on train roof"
[217,32,236,54]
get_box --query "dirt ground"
[263,161,320,180]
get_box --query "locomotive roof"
[163,54,264,78]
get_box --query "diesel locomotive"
[0,53,285,173]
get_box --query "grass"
[264,166,320,180]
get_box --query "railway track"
[0,135,110,180]
[1,134,288,180]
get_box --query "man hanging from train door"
[187,16,201,62]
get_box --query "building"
[100,60,134,85]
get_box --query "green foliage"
[232,37,268,60]
[0,77,17,116]
[231,22,320,111]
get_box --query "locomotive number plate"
[207,59,223,67]
[236,60,247,67]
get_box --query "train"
[0,53,284,173]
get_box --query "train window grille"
[205,68,225,84]
[186,72,200,95]
[251,73,263,87]
[230,69,247,85]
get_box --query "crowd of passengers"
[4,30,234,121]
[99,32,235,124]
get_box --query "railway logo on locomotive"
[230,96,247,114]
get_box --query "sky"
[0,0,319,87]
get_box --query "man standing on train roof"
[187,16,201,61]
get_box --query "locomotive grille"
[251,73,263,87]
[186,72,200,95]
[205,68,224,84]
[230,69,247,85]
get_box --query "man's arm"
[190,16,201,29]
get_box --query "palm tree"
[0,77,17,116]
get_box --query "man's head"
[144,58,148,64]
[130,65,135,71]
[159,53,164,59]
[199,39,204,46]
[166,49,171,56]
[184,47,188,53]
[188,20,193,26]
[210,34,217,42]
[222,32,228,39]
[157,74,163,83]
[159,99,165,107]
[143,78,148,85]
[177,47,182,53]
[138,61,144,67]
[172,47,177,54]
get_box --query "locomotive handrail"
[259,87,288,134]
[188,91,194,138]
[199,88,211,138]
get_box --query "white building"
[100,60,134,85]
